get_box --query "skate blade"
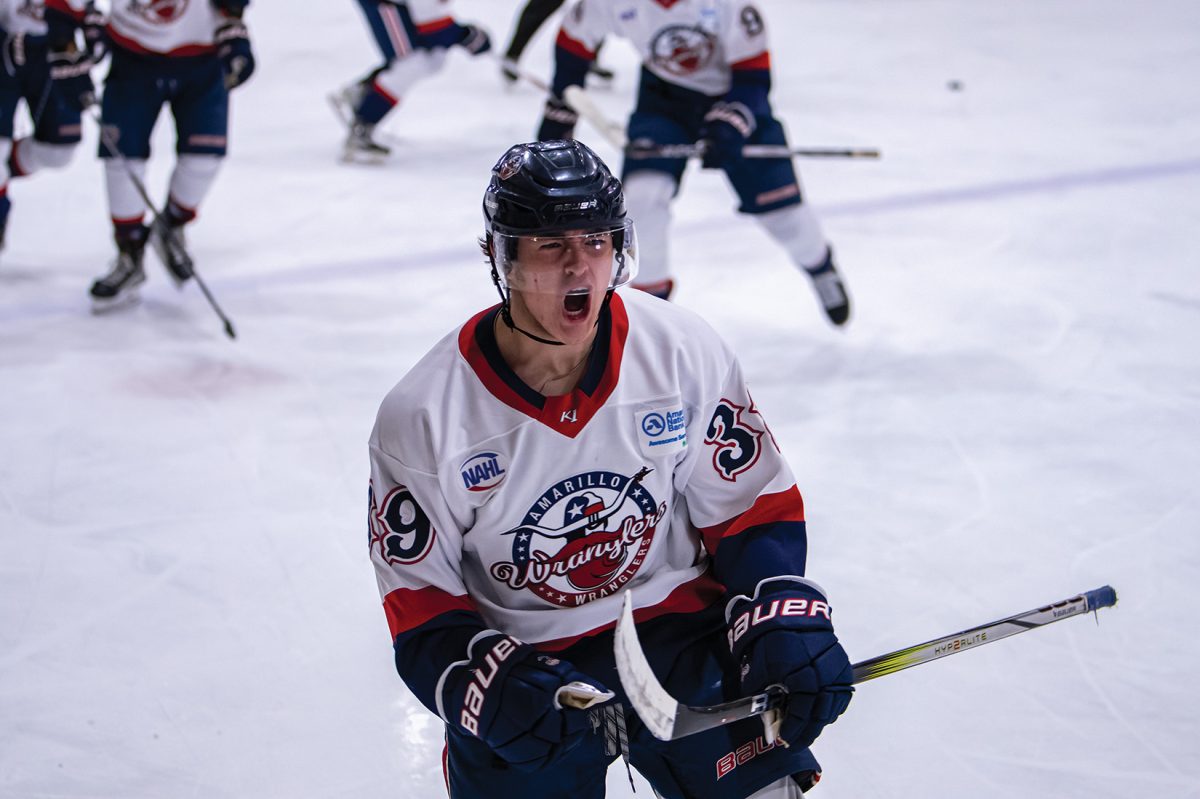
[90,289,143,314]
[149,237,193,289]
[340,146,389,165]
[327,91,354,128]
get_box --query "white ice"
[2,1,1198,796]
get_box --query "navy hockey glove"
[47,44,96,110]
[82,6,109,61]
[727,579,854,749]
[2,32,28,78]
[440,633,612,770]
[537,96,578,141]
[699,101,756,170]
[215,19,255,90]
[457,24,491,57]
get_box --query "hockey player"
[369,139,853,798]
[536,0,851,326]
[500,0,612,86]
[331,0,492,162]
[52,0,256,310]
[0,0,91,253]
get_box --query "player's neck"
[494,313,596,397]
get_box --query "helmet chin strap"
[500,298,566,346]
[490,262,565,346]
[489,251,614,348]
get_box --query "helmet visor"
[492,221,638,295]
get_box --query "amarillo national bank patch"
[636,405,687,457]
[459,451,507,492]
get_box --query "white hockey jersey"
[402,0,458,31]
[46,0,229,57]
[558,0,772,96]
[0,0,47,36]
[369,289,807,657]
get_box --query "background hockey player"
[500,0,612,86]
[368,139,853,798]
[331,0,491,162]
[536,0,851,326]
[0,0,91,253]
[53,0,256,310]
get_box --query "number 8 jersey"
[368,289,811,715]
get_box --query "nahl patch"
[460,451,507,492]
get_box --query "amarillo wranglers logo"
[128,0,190,24]
[649,25,715,77]
[490,467,665,606]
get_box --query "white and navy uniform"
[349,0,476,127]
[47,0,248,234]
[539,0,831,294]
[370,290,823,798]
[1,0,82,235]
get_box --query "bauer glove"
[2,32,27,78]
[215,19,255,90]
[47,43,96,110]
[699,100,756,170]
[82,6,109,61]
[727,578,854,749]
[439,632,612,770]
[457,23,491,56]
[537,95,578,142]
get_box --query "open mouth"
[563,288,591,320]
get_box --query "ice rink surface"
[2,1,1198,796]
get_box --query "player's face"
[508,230,615,344]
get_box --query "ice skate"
[148,214,194,287]
[89,249,146,312]
[342,122,391,163]
[804,249,851,326]
[327,83,364,128]
[499,58,520,86]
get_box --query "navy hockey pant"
[99,46,229,160]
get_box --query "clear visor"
[492,222,639,295]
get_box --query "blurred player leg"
[152,58,229,284]
[622,170,676,299]
[89,50,163,309]
[337,49,446,163]
[501,0,564,82]
[623,101,691,300]
[726,116,850,326]
[148,153,221,286]
[755,205,849,326]
[90,158,150,311]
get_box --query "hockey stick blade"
[563,85,628,150]
[615,585,1117,741]
[613,591,786,741]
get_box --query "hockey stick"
[562,84,627,150]
[615,585,1118,742]
[626,142,882,160]
[492,53,552,93]
[563,87,879,159]
[89,109,237,340]
[489,54,629,151]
